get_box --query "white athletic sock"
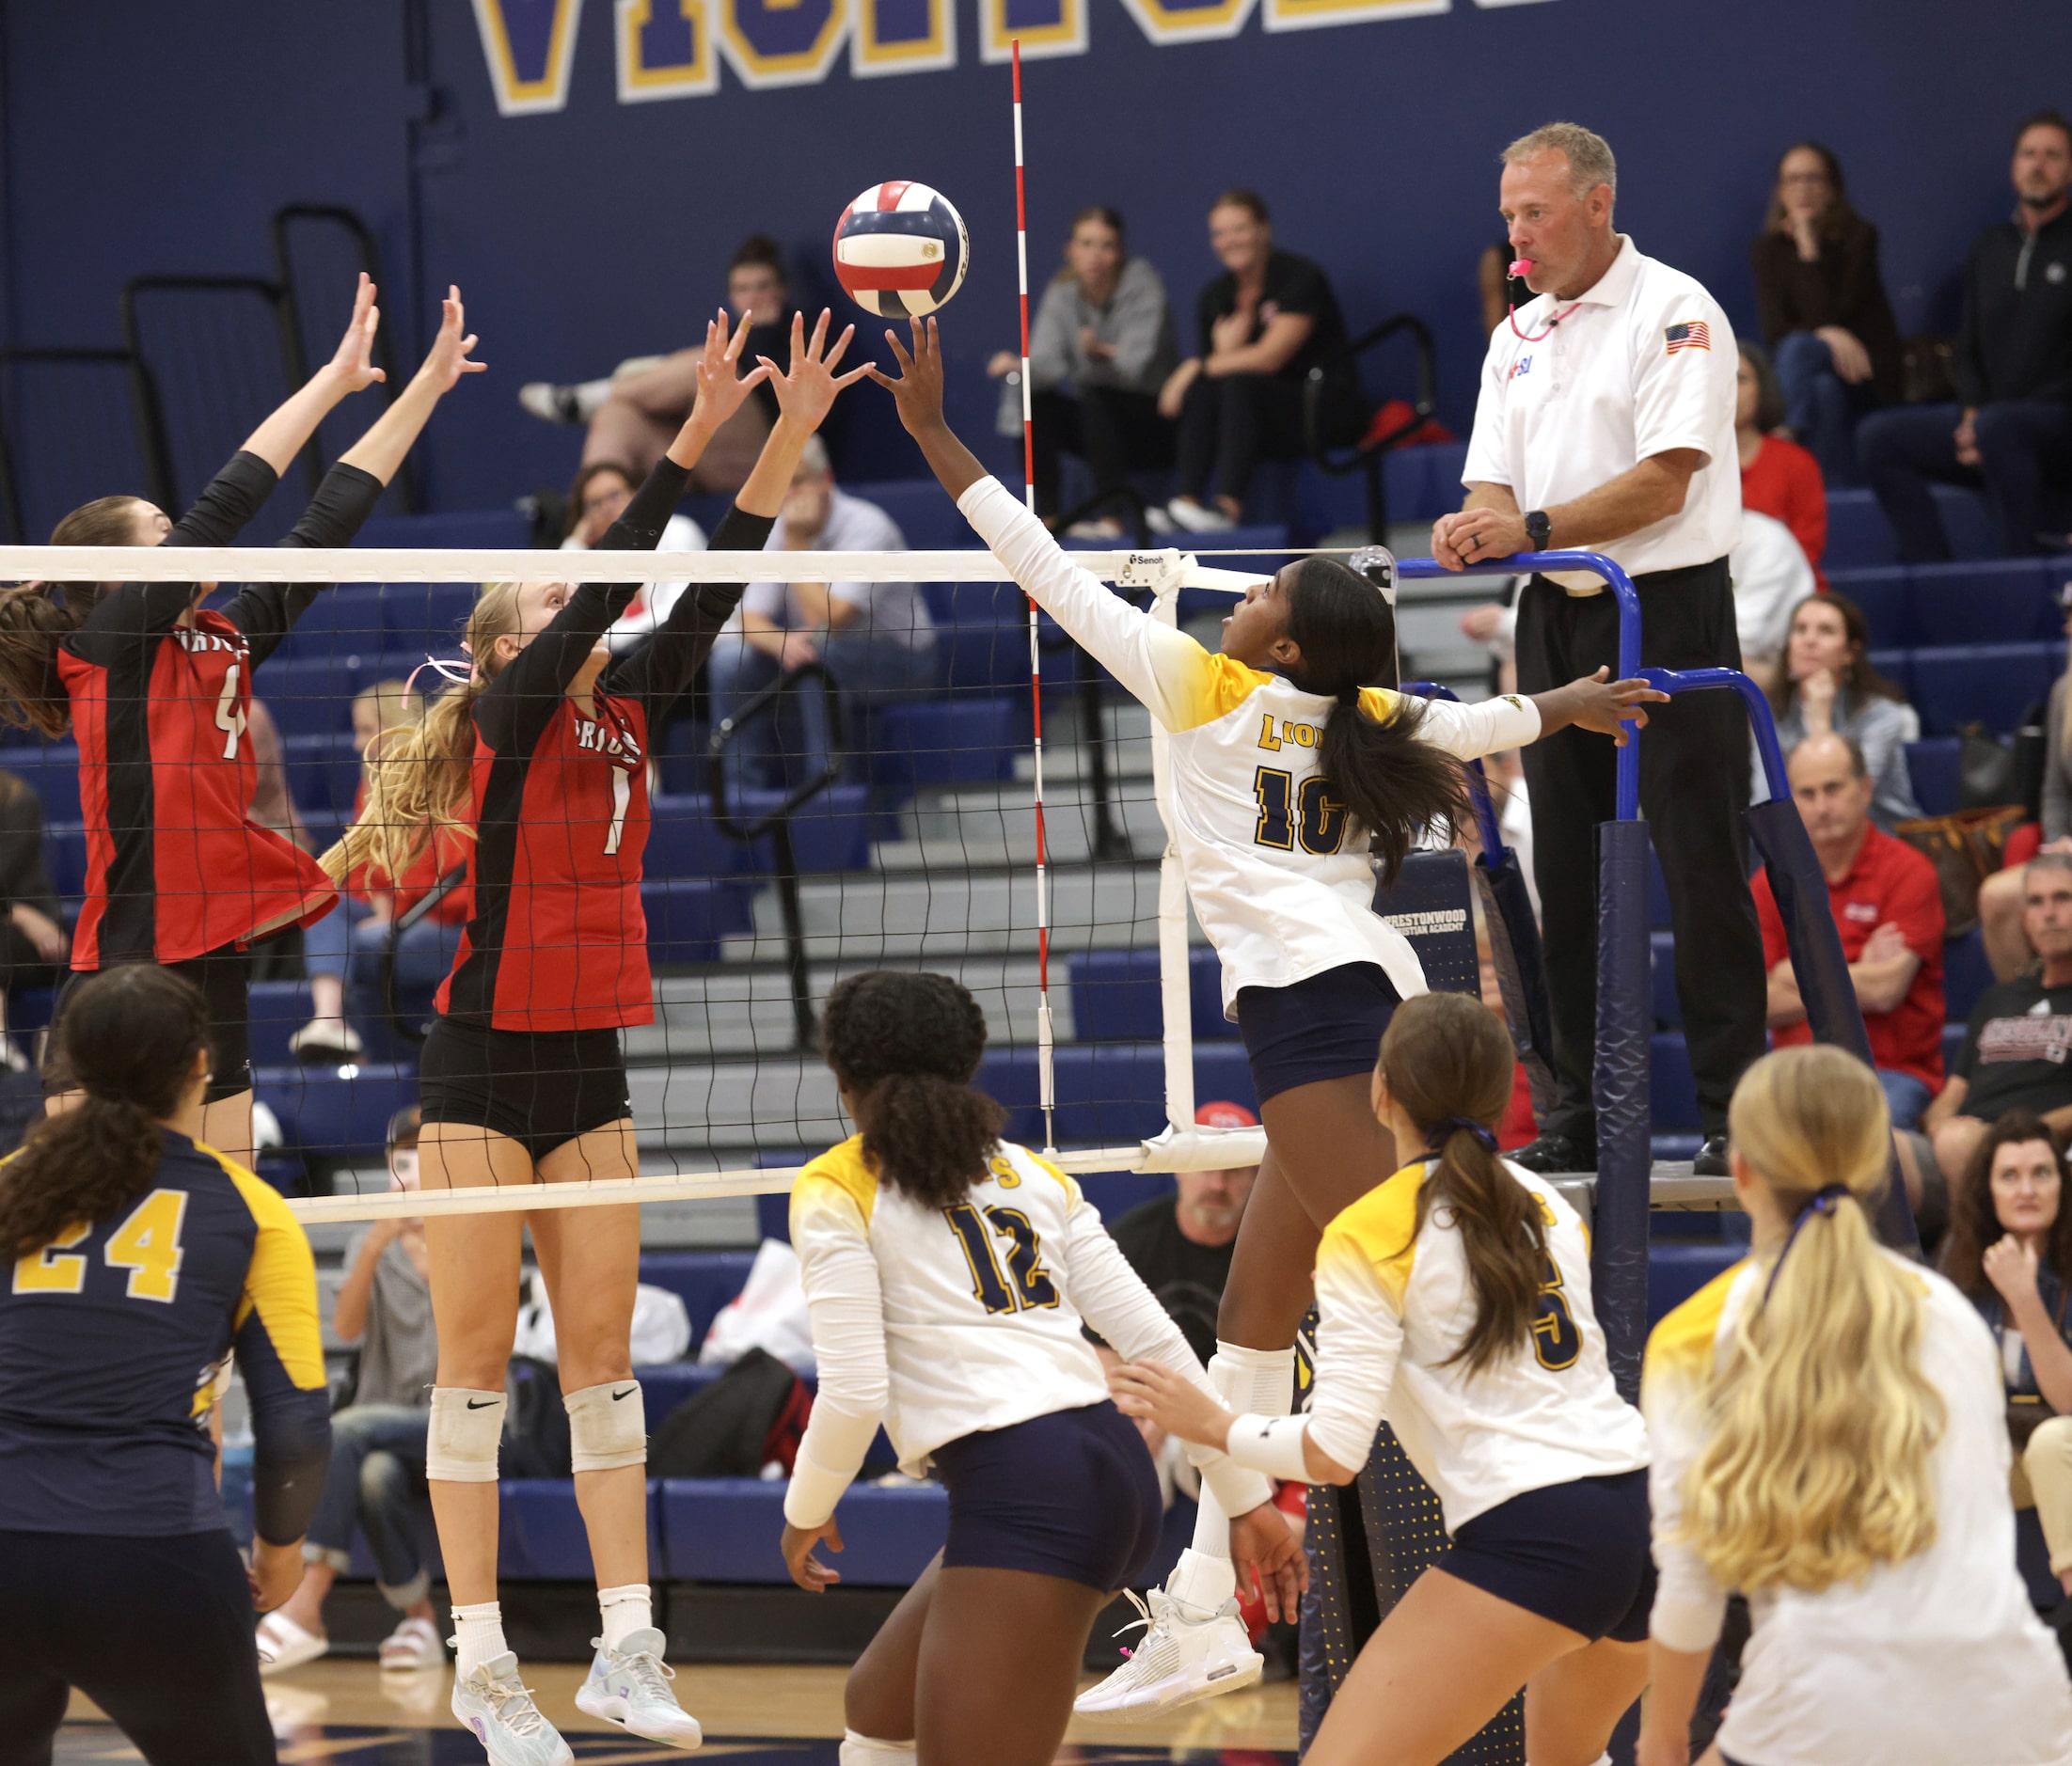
[598,1583,652,1652]
[839,1731,917,1764]
[1170,1343,1297,1616]
[451,1600,508,1680]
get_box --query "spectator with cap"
[1859,111,2072,560]
[1754,733,1946,1130]
[1435,119,1761,1179]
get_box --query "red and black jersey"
[438,459,770,1033]
[59,452,383,968]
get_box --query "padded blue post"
[1593,816,1653,1402]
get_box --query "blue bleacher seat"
[246,980,315,1069]
[1905,737,1961,816]
[258,654,368,735]
[5,746,81,823]
[637,1361,727,1419]
[660,1479,946,1585]
[1649,1242,1743,1327]
[1068,946,1236,1045]
[638,1251,759,1347]
[254,1062,417,1161]
[282,730,364,816]
[1943,925,1994,1025]
[1650,929,1679,1026]
[500,1478,663,1580]
[925,581,1036,692]
[761,784,873,874]
[1911,559,2057,646]
[646,795,751,880]
[266,583,388,663]
[357,509,532,553]
[383,581,480,654]
[1825,567,1915,648]
[1080,1172,1180,1220]
[1650,1033,1700,1132]
[981,1041,1256,1147]
[1943,1022,1968,1072]
[1864,648,1915,704]
[642,878,752,965]
[1907,642,2061,736]
[42,823,86,899]
[1825,485,1998,572]
[827,479,970,551]
[866,695,1030,795]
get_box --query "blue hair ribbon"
[1426,1115,1499,1155]
[1760,1181,1852,1305]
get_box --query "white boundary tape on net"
[0,544,1272,590]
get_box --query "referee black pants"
[1514,557,1766,1145]
[0,1526,275,1765]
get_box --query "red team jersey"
[57,452,382,969]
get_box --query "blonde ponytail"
[321,582,519,884]
[1684,1046,1943,1594]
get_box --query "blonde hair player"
[1638,1045,2072,1766]
[869,315,1668,1716]
[1112,990,1653,1766]
[781,970,1285,1766]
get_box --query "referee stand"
[1296,550,1919,1760]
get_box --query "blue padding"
[659,1478,946,1585]
[1068,946,1234,1045]
[259,654,369,734]
[1909,642,2062,736]
[637,1251,759,1347]
[1825,567,1916,648]
[641,878,752,964]
[1648,1243,1743,1329]
[1647,840,1672,931]
[1650,929,1679,1026]
[5,746,81,823]
[1648,1033,1699,1131]
[866,696,1030,793]
[1944,926,1994,1025]
[979,1041,1257,1146]
[500,1478,663,1580]
[254,1063,417,1160]
[246,980,316,1069]
[1911,560,2056,645]
[1906,738,1961,816]
[358,509,532,553]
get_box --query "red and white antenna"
[1012,39,1056,1154]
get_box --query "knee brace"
[565,1380,647,1474]
[426,1387,505,1483]
[839,1732,916,1765]
[1212,1340,1296,1416]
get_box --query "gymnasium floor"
[55,1663,1302,1761]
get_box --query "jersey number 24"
[12,1189,188,1303]
[944,1203,1059,1316]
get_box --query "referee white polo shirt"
[1463,233,1741,592]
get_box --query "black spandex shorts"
[48,946,252,1104]
[932,1401,1163,1595]
[0,1525,274,1766]
[1235,960,1402,1105]
[1439,1468,1655,1643]
[418,1016,631,1162]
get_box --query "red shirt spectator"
[1741,433,1828,593]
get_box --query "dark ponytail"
[820,970,1006,1211]
[0,966,211,1258]
[1283,556,1470,884]
[0,584,83,738]
[1378,990,1545,1375]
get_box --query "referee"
[1434,121,1764,1178]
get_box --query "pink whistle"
[1509,259,1535,276]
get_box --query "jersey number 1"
[944,1203,1059,1316]
[603,769,632,856]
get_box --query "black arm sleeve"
[223,463,387,669]
[602,504,777,720]
[474,455,692,754]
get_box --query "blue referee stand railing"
[1400,550,1920,1401]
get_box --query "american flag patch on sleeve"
[1665,322,1711,355]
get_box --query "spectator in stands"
[561,459,708,654]
[1859,112,2072,560]
[1732,513,1816,694]
[519,236,796,493]
[1159,191,1362,532]
[1942,1112,2072,1610]
[1922,853,2072,1190]
[1771,592,1922,828]
[254,1108,445,1675]
[987,206,1178,533]
[1738,339,1828,591]
[706,435,935,791]
[1749,142,1904,486]
[0,768,62,1071]
[1755,733,1946,1128]
[1983,587,2072,976]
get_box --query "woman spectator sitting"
[561,459,708,654]
[1983,589,2072,978]
[988,206,1178,535]
[1749,141,1904,486]
[0,767,65,1071]
[1771,591,1922,828]
[1159,191,1362,531]
[1738,339,1828,591]
[1942,1111,2072,1617]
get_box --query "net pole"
[1012,38,1057,1153]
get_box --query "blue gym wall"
[1,0,2066,514]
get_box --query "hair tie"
[1335,686,1359,709]
[1426,1115,1498,1154]
[1761,1182,1853,1306]
[405,654,475,701]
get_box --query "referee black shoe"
[1692,1135,1730,1177]
[1509,1132,1594,1175]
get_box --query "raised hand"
[863,317,949,435]
[688,307,773,435]
[757,309,872,435]
[326,272,386,392]
[417,286,485,394]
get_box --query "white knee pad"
[565,1380,647,1473]
[840,1732,916,1764]
[426,1387,506,1483]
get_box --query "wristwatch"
[1524,509,1553,550]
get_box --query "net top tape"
[0,544,1267,591]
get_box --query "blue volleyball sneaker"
[450,1652,573,1766]
[574,1628,704,1749]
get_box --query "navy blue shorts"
[1235,961,1401,1105]
[1439,1468,1655,1643]
[931,1401,1163,1595]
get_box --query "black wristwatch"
[1524,509,1553,550]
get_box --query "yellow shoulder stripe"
[217,1152,327,1392]
[1176,651,1277,732]
[1642,1259,1749,1395]
[792,1135,879,1237]
[1320,1161,1429,1306]
[1028,1149,1083,1208]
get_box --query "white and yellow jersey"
[1645,1258,2072,1766]
[958,479,1542,1011]
[783,1135,1273,1531]
[1303,1159,1649,1531]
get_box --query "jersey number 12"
[943,1203,1059,1316]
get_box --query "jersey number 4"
[215,665,247,761]
[943,1203,1059,1316]
[11,1189,189,1303]
[1253,766,1348,855]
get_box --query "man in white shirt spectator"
[707,435,937,790]
[1434,120,1764,1179]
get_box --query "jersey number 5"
[11,1189,189,1303]
[1253,767,1348,855]
[943,1203,1059,1316]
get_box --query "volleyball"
[831,181,969,318]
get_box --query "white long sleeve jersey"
[783,1135,1271,1530]
[1645,1256,2072,1766]
[1304,1159,1649,1530]
[958,479,1542,1012]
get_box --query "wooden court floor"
[57,1661,1301,1761]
